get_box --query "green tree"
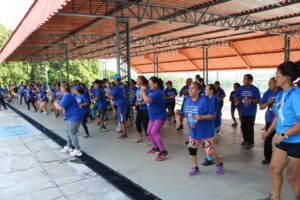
[0,23,102,86]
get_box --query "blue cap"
[112,73,121,79]
[73,85,81,91]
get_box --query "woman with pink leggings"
[141,76,168,161]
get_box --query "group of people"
[1,60,300,200]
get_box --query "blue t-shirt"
[54,89,62,100]
[26,89,35,101]
[136,87,148,111]
[94,87,107,109]
[183,96,215,139]
[19,85,26,94]
[131,86,137,105]
[164,88,178,103]
[229,91,238,108]
[217,88,226,101]
[111,83,129,106]
[59,92,82,121]
[260,88,282,123]
[237,85,261,116]
[3,88,8,94]
[179,85,189,96]
[75,94,91,113]
[83,87,90,98]
[37,91,47,101]
[147,89,167,120]
[207,95,221,128]
[274,87,300,143]
[41,85,47,92]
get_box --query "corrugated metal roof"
[1,0,300,74]
[0,0,71,62]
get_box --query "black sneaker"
[173,120,176,124]
[118,134,128,139]
[241,141,247,146]
[231,123,238,127]
[261,159,270,165]
[202,158,214,166]
[244,143,254,150]
[177,125,183,131]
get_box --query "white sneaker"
[60,146,73,153]
[70,149,82,157]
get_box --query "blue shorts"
[117,104,129,123]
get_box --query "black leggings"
[81,112,90,136]
[0,97,7,109]
[241,115,256,144]
[135,109,149,135]
[26,99,37,111]
[264,121,276,160]
[165,102,175,115]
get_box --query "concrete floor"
[0,109,129,200]
[5,103,294,200]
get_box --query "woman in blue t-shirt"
[134,76,150,144]
[36,87,48,115]
[201,84,222,167]
[141,76,168,161]
[25,84,37,112]
[259,77,281,165]
[54,83,83,157]
[73,85,91,139]
[229,83,240,127]
[261,61,300,200]
[164,81,178,123]
[183,82,224,176]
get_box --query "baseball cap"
[112,73,121,79]
[165,80,172,85]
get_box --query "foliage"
[0,23,102,87]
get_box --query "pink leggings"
[147,120,166,151]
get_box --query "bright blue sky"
[0,0,34,30]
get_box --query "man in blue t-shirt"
[236,74,261,149]
[111,74,129,139]
[19,81,27,105]
[214,81,226,112]
[177,78,193,131]
[164,80,178,123]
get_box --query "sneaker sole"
[156,155,168,161]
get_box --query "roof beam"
[63,0,231,55]
[179,49,202,71]
[29,0,136,57]
[58,1,300,35]
[144,54,165,73]
[229,41,251,69]
[58,0,300,59]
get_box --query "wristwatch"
[281,132,289,139]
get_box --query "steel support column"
[154,52,158,77]
[115,19,121,74]
[115,17,131,81]
[202,48,205,79]
[204,47,209,85]
[65,47,70,83]
[125,19,131,84]
[284,34,291,62]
